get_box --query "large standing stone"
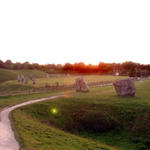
[75,77,89,92]
[113,78,136,96]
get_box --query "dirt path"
[0,95,62,150]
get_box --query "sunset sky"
[0,0,150,65]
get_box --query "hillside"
[11,79,150,150]
[0,68,46,83]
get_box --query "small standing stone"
[30,74,33,80]
[17,75,21,82]
[46,73,49,78]
[115,72,119,76]
[21,75,25,82]
[24,77,28,84]
[32,78,35,84]
[56,82,59,87]
[113,78,136,96]
[75,77,89,92]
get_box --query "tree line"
[0,59,150,77]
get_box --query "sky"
[0,0,150,65]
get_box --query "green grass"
[11,79,150,150]
[0,72,126,95]
[12,110,117,150]
[1,69,147,150]
[5,75,126,87]
[0,68,46,83]
[0,90,68,111]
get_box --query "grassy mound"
[12,79,150,150]
[12,109,117,150]
[0,68,46,83]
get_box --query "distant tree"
[32,63,40,69]
[1,58,150,76]
[146,65,150,75]
[0,60,5,68]
[5,60,12,64]
[13,62,22,69]
[5,59,13,69]
[128,68,136,77]
[56,64,63,71]
[22,62,32,69]
[98,62,113,74]
[87,64,98,73]
[73,62,87,73]
[63,63,73,72]
[122,61,137,71]
[136,71,141,77]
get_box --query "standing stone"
[56,82,59,87]
[75,77,89,92]
[30,74,33,80]
[67,74,70,77]
[21,75,25,82]
[32,78,35,84]
[24,77,28,84]
[46,73,49,78]
[17,75,21,82]
[115,72,119,76]
[113,78,136,96]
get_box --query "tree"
[63,63,73,72]
[98,62,113,74]
[5,60,13,69]
[0,60,5,68]
[122,61,137,71]
[128,68,136,77]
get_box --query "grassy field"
[0,91,67,111]
[0,68,46,83]
[11,79,150,150]
[0,69,126,95]
[1,69,148,149]
[4,75,126,87]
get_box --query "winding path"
[0,95,62,150]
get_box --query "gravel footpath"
[0,95,62,150]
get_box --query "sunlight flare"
[50,108,58,115]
